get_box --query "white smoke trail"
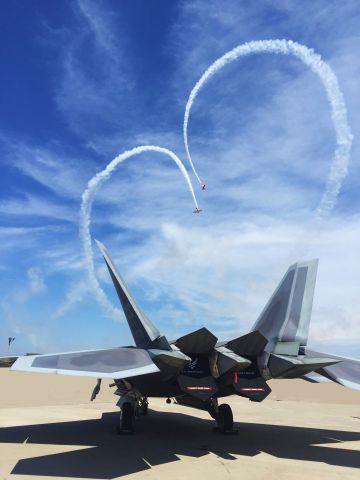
[80,145,199,318]
[183,39,353,217]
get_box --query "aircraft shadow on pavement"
[1,409,359,479]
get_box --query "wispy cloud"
[54,0,134,137]
[5,264,47,304]
[27,267,46,295]
[0,194,76,222]
[121,215,360,350]
[76,0,120,59]
[0,132,96,200]
[1,0,359,357]
[51,279,89,320]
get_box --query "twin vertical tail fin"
[249,259,342,380]
[97,243,318,356]
[95,240,170,350]
[251,259,319,353]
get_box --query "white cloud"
[27,267,46,295]
[41,245,85,274]
[76,0,119,57]
[1,299,47,354]
[2,0,360,358]
[0,136,92,200]
[54,0,134,137]
[52,280,89,319]
[115,214,360,349]
[9,266,47,304]
[0,194,76,222]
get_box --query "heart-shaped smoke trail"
[80,145,200,318]
[183,39,353,218]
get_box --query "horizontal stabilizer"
[301,372,332,384]
[268,353,339,379]
[12,347,159,379]
[303,348,360,391]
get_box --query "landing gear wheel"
[215,404,237,434]
[119,402,135,434]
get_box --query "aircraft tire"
[120,402,135,433]
[217,404,233,432]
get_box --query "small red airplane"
[201,184,206,190]
[193,207,202,214]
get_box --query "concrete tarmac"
[0,370,359,480]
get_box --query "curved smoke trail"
[80,145,199,318]
[183,39,353,217]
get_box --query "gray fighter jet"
[9,241,360,433]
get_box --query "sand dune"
[0,369,359,479]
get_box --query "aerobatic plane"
[193,207,202,213]
[6,241,360,433]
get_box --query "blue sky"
[1,0,359,357]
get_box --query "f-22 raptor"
[11,241,360,433]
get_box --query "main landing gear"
[216,404,236,433]
[211,401,237,434]
[118,396,148,434]
[119,402,135,434]
[117,395,236,434]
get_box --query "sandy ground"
[0,369,359,480]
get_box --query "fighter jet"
[9,241,360,433]
[193,207,202,214]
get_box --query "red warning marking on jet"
[186,386,213,391]
[240,387,265,392]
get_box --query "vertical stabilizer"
[251,260,318,352]
[95,240,164,349]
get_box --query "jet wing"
[11,347,160,379]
